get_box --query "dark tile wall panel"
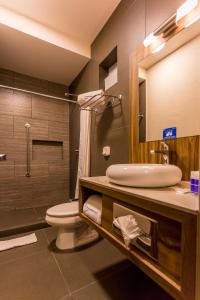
[69,0,186,198]
[0,115,13,138]
[0,69,69,209]
[32,141,63,161]
[0,162,15,179]
[14,116,49,140]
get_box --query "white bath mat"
[0,233,37,252]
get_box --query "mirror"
[138,19,200,142]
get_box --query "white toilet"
[45,201,99,250]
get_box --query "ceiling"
[0,0,121,85]
[0,24,89,85]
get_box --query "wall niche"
[99,46,118,91]
[32,140,63,161]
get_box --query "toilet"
[45,201,99,250]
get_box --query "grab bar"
[25,123,31,177]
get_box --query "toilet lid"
[46,202,79,217]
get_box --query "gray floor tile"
[72,265,174,300]
[43,225,58,244]
[72,282,110,300]
[0,250,69,300]
[0,229,48,264]
[52,238,130,293]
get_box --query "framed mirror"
[138,19,200,143]
[129,13,200,178]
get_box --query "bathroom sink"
[106,164,182,188]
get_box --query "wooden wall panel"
[138,136,199,181]
[0,68,69,209]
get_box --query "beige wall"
[146,35,200,141]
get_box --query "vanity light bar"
[143,33,158,47]
[151,42,166,54]
[143,0,199,51]
[176,0,198,22]
[184,14,200,27]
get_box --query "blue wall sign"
[163,127,177,140]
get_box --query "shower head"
[0,154,6,161]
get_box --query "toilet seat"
[46,201,79,218]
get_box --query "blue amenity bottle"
[190,171,199,194]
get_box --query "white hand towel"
[83,194,102,225]
[77,90,105,108]
[113,215,142,248]
[0,233,37,252]
[84,194,102,213]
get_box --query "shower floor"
[0,205,50,237]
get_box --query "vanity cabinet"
[79,177,200,300]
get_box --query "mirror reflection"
[138,27,200,142]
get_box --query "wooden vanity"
[79,176,200,300]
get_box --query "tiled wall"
[0,68,69,210]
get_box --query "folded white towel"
[113,215,142,248]
[78,90,105,108]
[0,233,37,252]
[75,224,99,247]
[83,194,102,225]
[83,208,102,225]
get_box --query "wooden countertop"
[80,176,199,213]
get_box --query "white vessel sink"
[106,164,182,188]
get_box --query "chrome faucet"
[150,142,169,164]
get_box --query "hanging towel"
[113,215,142,248]
[77,89,105,108]
[83,194,102,225]
[75,108,91,198]
[0,233,37,252]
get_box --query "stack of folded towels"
[83,194,102,225]
[77,89,105,109]
[113,215,142,248]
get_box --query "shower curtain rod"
[0,84,78,104]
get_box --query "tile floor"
[0,227,174,300]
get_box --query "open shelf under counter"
[79,176,200,300]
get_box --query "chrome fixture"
[66,92,122,113]
[0,85,77,104]
[138,112,144,123]
[143,0,200,53]
[150,142,170,164]
[0,154,6,161]
[25,122,31,177]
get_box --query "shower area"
[0,68,79,236]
